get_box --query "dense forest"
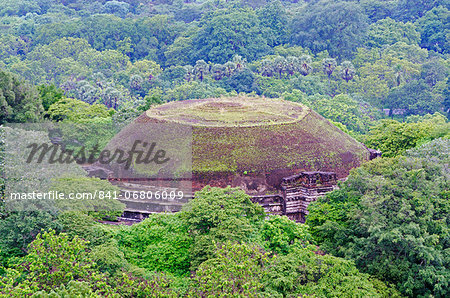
[0,0,449,297]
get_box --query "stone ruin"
[251,171,338,223]
[97,170,339,223]
[85,97,382,222]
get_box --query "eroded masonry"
[85,167,340,223]
[252,171,338,222]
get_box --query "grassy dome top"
[145,97,309,127]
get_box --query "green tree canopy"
[383,79,442,115]
[191,242,268,297]
[116,213,192,276]
[38,84,64,111]
[364,113,449,157]
[290,0,369,58]
[286,92,379,134]
[263,245,400,297]
[193,8,270,64]
[261,215,313,255]
[0,69,43,123]
[416,6,450,53]
[366,17,420,48]
[0,230,175,296]
[307,138,450,296]
[180,186,265,270]
[257,0,289,47]
[47,97,113,121]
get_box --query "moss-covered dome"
[117,96,370,191]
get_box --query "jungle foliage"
[0,0,449,296]
[307,138,450,297]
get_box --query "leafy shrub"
[191,242,268,297]
[261,215,314,255]
[0,230,175,297]
[0,69,43,124]
[50,177,124,220]
[364,113,449,157]
[47,97,113,122]
[90,239,127,275]
[263,246,400,297]
[181,186,265,270]
[117,213,192,276]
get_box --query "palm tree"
[286,56,300,76]
[340,61,355,83]
[232,55,246,70]
[129,74,143,90]
[211,64,226,80]
[322,58,337,78]
[299,55,313,76]
[184,65,195,82]
[322,58,337,94]
[274,56,287,78]
[103,87,121,109]
[194,60,209,82]
[77,81,97,104]
[260,59,274,77]
[393,64,403,87]
[224,61,237,77]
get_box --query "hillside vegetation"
[0,0,448,297]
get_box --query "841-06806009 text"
[117,190,185,201]
[8,190,185,201]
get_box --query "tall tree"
[273,56,287,78]
[341,61,356,83]
[383,80,441,116]
[394,0,446,22]
[416,6,450,53]
[180,186,264,270]
[286,56,300,76]
[366,17,420,48]
[290,0,368,58]
[322,58,337,79]
[232,55,246,71]
[38,84,64,111]
[0,70,43,123]
[260,59,274,77]
[184,65,195,82]
[299,55,313,76]
[257,0,289,47]
[193,60,209,82]
[307,139,450,296]
[211,64,226,80]
[224,61,237,77]
[193,8,270,64]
